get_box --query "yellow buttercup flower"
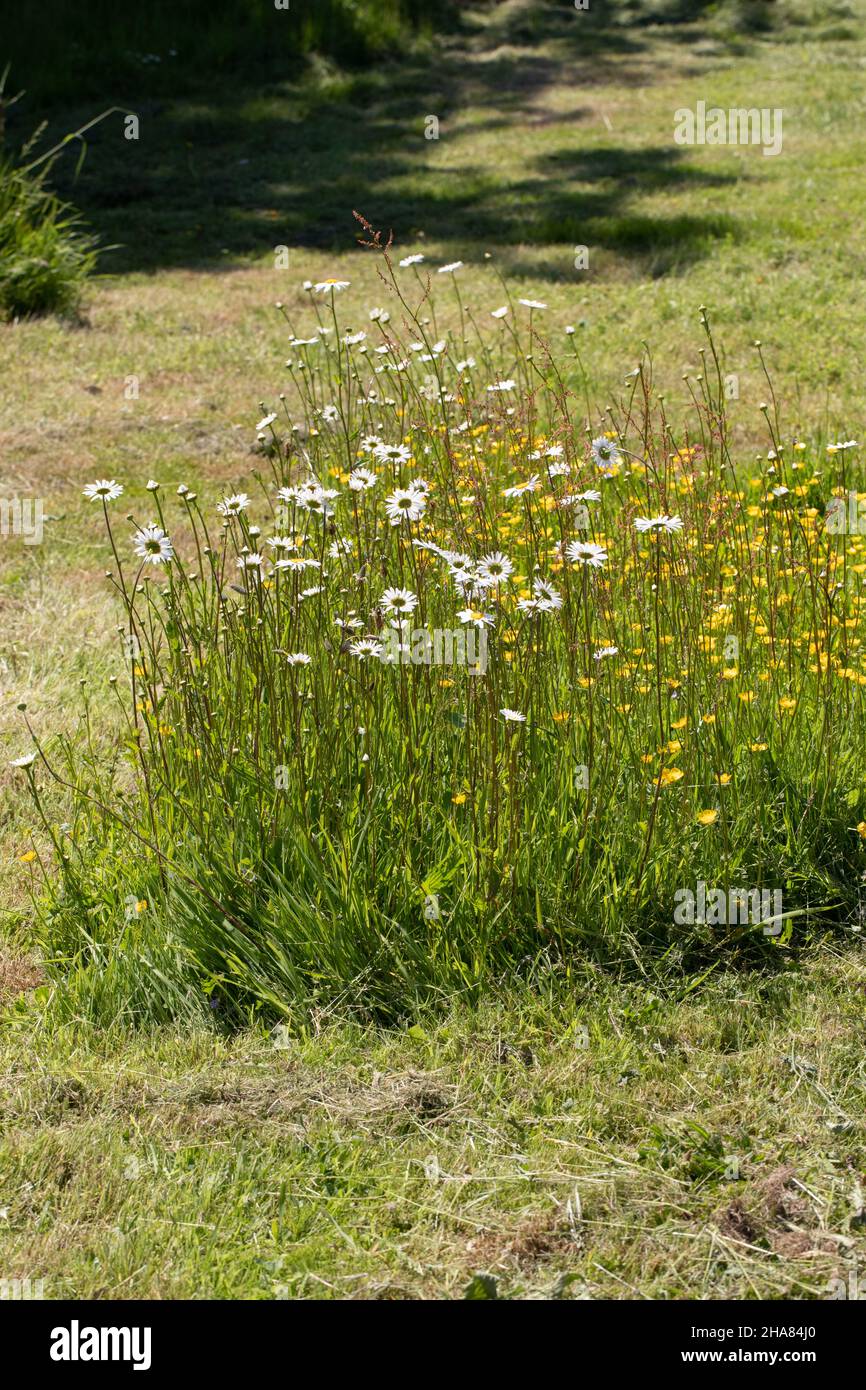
[696,809,719,826]
[658,767,684,787]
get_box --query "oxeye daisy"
[374,442,412,467]
[380,586,418,616]
[385,487,426,525]
[591,436,620,472]
[593,645,619,661]
[532,578,563,610]
[437,261,463,274]
[285,652,312,666]
[500,707,526,723]
[448,560,477,588]
[267,535,297,552]
[566,540,608,568]
[217,493,250,517]
[348,467,378,491]
[518,298,547,310]
[312,279,350,293]
[298,484,338,516]
[477,551,514,587]
[399,254,425,267]
[83,479,123,502]
[634,515,684,534]
[274,556,320,572]
[502,475,541,499]
[133,524,174,566]
[9,753,37,769]
[349,638,384,659]
[457,607,495,629]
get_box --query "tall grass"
[14,225,866,1025]
[0,72,102,320]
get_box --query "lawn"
[1,0,865,1301]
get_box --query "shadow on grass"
[5,0,752,279]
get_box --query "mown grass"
[1,954,864,1299]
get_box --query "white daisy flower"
[437,261,463,274]
[146,479,160,492]
[487,379,516,393]
[518,298,547,310]
[566,540,608,568]
[634,515,683,534]
[457,607,495,629]
[503,474,541,499]
[380,587,418,616]
[532,578,563,610]
[593,646,619,661]
[217,493,250,517]
[9,753,37,769]
[385,488,426,525]
[349,638,384,659]
[257,412,278,431]
[500,708,526,723]
[83,479,123,502]
[476,552,514,587]
[297,484,338,517]
[399,254,425,267]
[591,436,620,472]
[267,535,297,552]
[448,559,477,588]
[491,306,509,319]
[373,442,412,467]
[274,556,320,572]
[133,524,174,566]
[285,652,312,666]
[312,279,350,293]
